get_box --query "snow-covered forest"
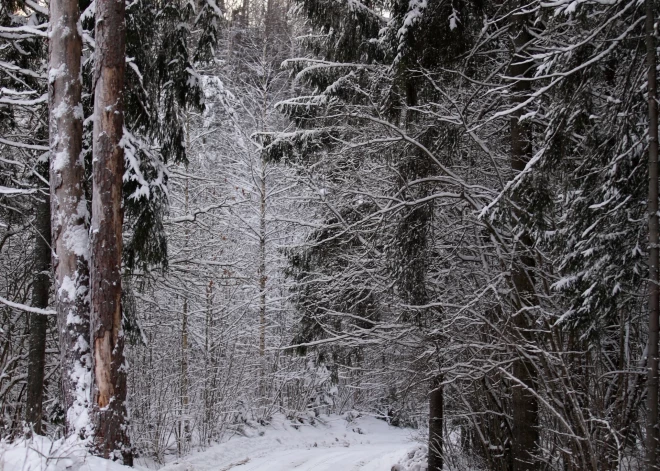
[1,0,660,470]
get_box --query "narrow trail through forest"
[157,415,415,471]
[225,443,410,470]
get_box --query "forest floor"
[0,414,421,470]
[156,414,419,471]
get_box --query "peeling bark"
[89,0,131,463]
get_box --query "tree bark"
[646,0,659,467]
[428,375,444,471]
[508,5,539,471]
[179,295,190,455]
[259,156,267,399]
[179,138,190,453]
[203,279,215,443]
[48,0,92,439]
[25,191,51,435]
[90,0,131,463]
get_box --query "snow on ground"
[0,414,421,471]
[0,435,134,471]
[158,414,417,471]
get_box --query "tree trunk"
[428,375,444,471]
[509,5,539,471]
[259,157,267,399]
[264,0,276,39]
[179,120,192,448]
[180,296,190,455]
[646,0,659,467]
[90,0,131,463]
[400,77,442,469]
[243,0,250,25]
[48,0,92,439]
[179,171,190,455]
[204,279,215,443]
[25,191,51,435]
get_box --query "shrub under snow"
[0,435,132,471]
[391,444,427,471]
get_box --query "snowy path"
[157,415,415,471]
[220,442,409,471]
